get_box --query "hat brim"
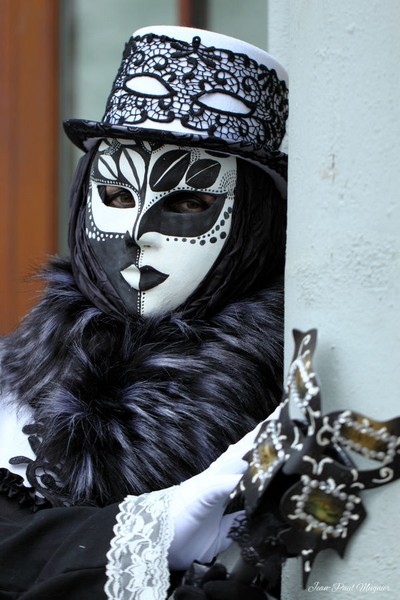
[63,118,287,197]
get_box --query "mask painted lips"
[120,264,169,291]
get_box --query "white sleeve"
[104,487,176,600]
[0,392,35,483]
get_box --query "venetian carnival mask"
[85,138,237,316]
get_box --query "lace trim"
[0,467,51,512]
[105,487,176,600]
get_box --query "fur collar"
[1,258,283,507]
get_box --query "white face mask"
[86,139,237,316]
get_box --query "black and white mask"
[86,139,237,316]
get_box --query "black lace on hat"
[64,26,288,196]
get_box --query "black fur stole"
[1,258,283,508]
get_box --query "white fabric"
[169,416,282,569]
[0,392,35,484]
[170,417,283,568]
[168,474,242,570]
[105,488,175,600]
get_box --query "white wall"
[271,0,400,597]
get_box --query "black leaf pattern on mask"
[149,149,191,191]
[96,154,119,182]
[119,147,143,191]
[185,159,221,189]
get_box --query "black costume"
[0,25,288,599]
[0,260,283,597]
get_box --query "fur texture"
[1,258,283,507]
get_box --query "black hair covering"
[68,147,286,320]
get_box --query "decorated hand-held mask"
[86,139,237,316]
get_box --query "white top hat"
[64,25,288,193]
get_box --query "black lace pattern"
[0,466,51,512]
[105,34,288,149]
[9,422,69,507]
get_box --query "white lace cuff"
[105,487,176,600]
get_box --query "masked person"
[0,26,288,599]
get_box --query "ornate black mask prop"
[229,329,400,589]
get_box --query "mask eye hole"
[163,192,217,214]
[98,185,136,209]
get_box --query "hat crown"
[133,26,288,82]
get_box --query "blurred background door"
[0,0,59,334]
